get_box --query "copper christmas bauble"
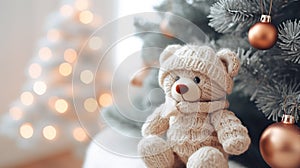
[160,19,174,38]
[259,116,300,168]
[248,16,278,50]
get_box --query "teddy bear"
[138,44,251,168]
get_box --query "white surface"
[84,127,145,168]
[0,135,72,167]
[84,127,246,168]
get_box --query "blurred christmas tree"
[0,0,111,166]
[101,0,300,167]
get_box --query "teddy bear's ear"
[159,44,182,64]
[216,49,240,77]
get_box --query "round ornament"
[248,15,278,50]
[160,18,174,38]
[259,115,300,168]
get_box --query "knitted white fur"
[138,45,251,168]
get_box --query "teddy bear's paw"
[187,146,228,168]
[222,135,251,155]
[138,136,174,168]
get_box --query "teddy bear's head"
[158,45,239,102]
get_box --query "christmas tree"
[0,0,111,166]
[99,0,300,167]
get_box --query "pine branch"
[153,0,170,12]
[255,80,300,122]
[272,1,300,24]
[234,49,268,100]
[184,0,217,12]
[208,0,260,33]
[277,19,300,64]
[215,34,249,49]
[134,17,160,33]
[235,47,300,98]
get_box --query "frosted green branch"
[234,48,268,100]
[256,80,300,122]
[134,17,160,33]
[208,0,260,33]
[278,20,300,64]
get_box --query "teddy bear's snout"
[176,84,189,94]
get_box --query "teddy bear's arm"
[210,110,251,155]
[141,104,170,137]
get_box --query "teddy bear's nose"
[176,84,189,94]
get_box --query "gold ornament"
[259,115,300,168]
[248,15,278,50]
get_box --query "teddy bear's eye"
[193,76,201,84]
[175,76,180,81]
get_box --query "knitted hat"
[158,45,240,94]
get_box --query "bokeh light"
[33,81,47,95]
[79,10,94,24]
[54,99,68,113]
[99,93,113,107]
[84,98,98,112]
[73,127,87,142]
[20,123,34,139]
[43,125,57,140]
[64,48,77,63]
[39,47,52,61]
[80,70,94,84]
[59,62,72,76]
[28,63,42,79]
[20,92,34,106]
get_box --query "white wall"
[0,0,60,114]
[0,0,118,167]
[0,0,118,114]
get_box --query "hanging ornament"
[160,2,175,38]
[259,114,300,168]
[248,0,278,50]
[248,15,277,50]
[160,17,175,38]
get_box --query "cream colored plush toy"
[138,45,251,168]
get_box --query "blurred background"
[0,0,153,167]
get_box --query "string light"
[9,107,23,120]
[39,47,52,61]
[20,123,34,139]
[80,70,94,84]
[99,93,113,107]
[72,127,87,142]
[60,4,74,17]
[88,36,102,50]
[47,29,60,42]
[84,98,98,112]
[75,0,90,11]
[33,81,47,95]
[28,63,42,79]
[64,48,77,63]
[42,125,57,140]
[54,99,68,113]
[59,62,72,76]
[79,10,94,24]
[20,92,34,106]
